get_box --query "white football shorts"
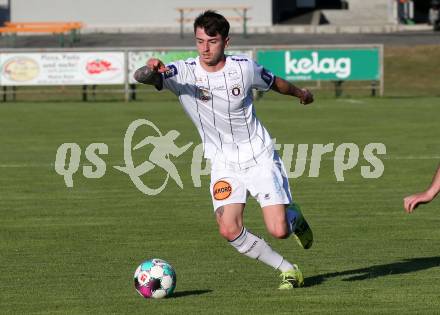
[209,151,292,211]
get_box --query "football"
[134,258,177,299]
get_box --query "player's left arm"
[270,76,314,105]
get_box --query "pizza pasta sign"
[0,52,125,86]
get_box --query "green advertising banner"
[128,50,252,84]
[257,48,380,81]
[128,51,198,84]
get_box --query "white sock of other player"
[229,227,294,272]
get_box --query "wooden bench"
[176,7,251,38]
[0,21,83,47]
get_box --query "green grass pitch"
[0,93,439,314]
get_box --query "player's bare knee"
[218,224,242,241]
[265,215,289,239]
[217,219,242,240]
[268,225,288,239]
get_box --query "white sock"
[229,227,293,271]
[278,259,294,272]
[286,207,300,235]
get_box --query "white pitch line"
[381,156,440,160]
[0,164,50,168]
[0,155,438,168]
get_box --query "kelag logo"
[257,48,380,82]
[284,51,351,79]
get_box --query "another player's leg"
[261,204,304,289]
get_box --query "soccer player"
[134,10,314,290]
[404,165,440,213]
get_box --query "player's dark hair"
[193,10,230,39]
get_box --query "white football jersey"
[161,55,276,169]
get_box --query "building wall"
[11,0,272,30]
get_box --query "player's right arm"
[134,58,168,89]
[404,165,440,213]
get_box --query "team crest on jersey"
[197,87,211,102]
[230,84,241,97]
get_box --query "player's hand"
[299,88,313,105]
[403,191,434,213]
[146,58,169,73]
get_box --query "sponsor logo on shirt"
[213,180,232,200]
[228,70,239,79]
[212,85,226,91]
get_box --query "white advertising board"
[0,52,125,86]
